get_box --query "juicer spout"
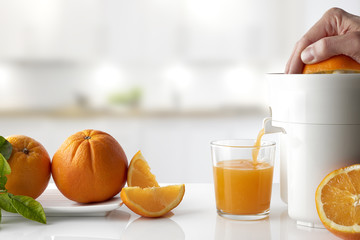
[263,117,287,134]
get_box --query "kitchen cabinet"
[0,0,102,62]
[0,111,269,183]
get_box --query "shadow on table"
[280,210,338,240]
[215,215,271,240]
[17,210,131,240]
[122,216,185,240]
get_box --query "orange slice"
[303,55,360,74]
[315,164,360,239]
[127,151,159,188]
[120,184,185,217]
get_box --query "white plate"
[3,183,123,217]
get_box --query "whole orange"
[6,135,51,199]
[52,129,128,203]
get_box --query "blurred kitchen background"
[0,0,359,183]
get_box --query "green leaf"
[0,137,12,160]
[0,176,6,189]
[0,153,11,177]
[0,176,7,190]
[0,193,17,213]
[8,194,46,224]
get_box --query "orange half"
[303,55,360,74]
[120,184,185,217]
[127,150,159,188]
[315,164,360,239]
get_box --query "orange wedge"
[315,164,360,239]
[303,55,360,74]
[120,184,185,217]
[127,151,159,188]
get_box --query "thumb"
[301,32,360,64]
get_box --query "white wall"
[0,1,359,112]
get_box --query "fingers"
[285,25,331,73]
[301,31,360,64]
[285,8,348,74]
[285,38,311,74]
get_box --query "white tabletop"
[0,183,338,240]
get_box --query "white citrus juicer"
[264,73,360,228]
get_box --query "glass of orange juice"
[211,139,276,220]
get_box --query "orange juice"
[213,159,273,214]
[252,128,265,164]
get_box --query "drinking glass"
[211,139,276,220]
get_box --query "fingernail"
[301,47,315,63]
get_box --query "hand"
[285,8,360,74]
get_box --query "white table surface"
[0,183,338,240]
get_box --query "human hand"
[285,8,360,74]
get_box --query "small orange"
[127,151,159,188]
[120,184,185,217]
[6,135,51,199]
[315,164,360,239]
[303,55,360,74]
[52,129,128,203]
